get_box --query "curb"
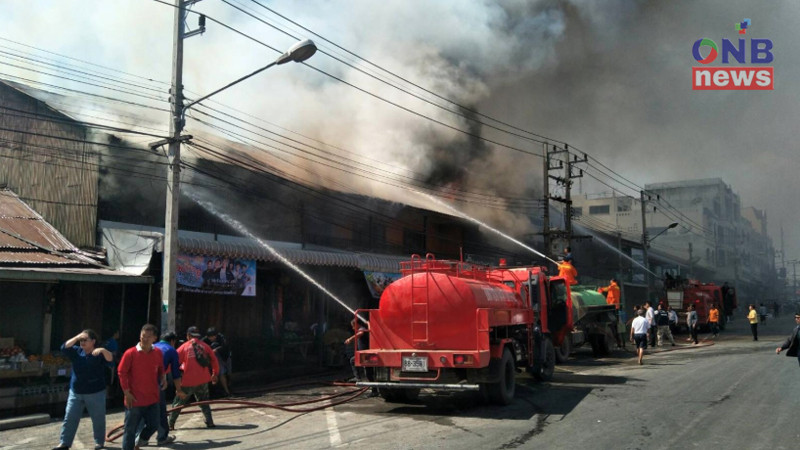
[0,413,50,431]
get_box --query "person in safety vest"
[709,304,721,338]
[558,256,578,285]
[598,279,620,309]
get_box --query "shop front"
[0,269,152,417]
[0,190,153,416]
[170,238,406,374]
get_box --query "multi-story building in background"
[571,178,777,300]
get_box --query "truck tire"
[554,337,571,363]
[380,389,400,402]
[601,332,613,355]
[533,338,555,382]
[488,348,516,405]
[589,335,602,357]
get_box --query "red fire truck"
[665,280,737,331]
[353,254,574,405]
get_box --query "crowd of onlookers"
[52,325,232,450]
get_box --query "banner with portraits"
[176,253,256,296]
[363,271,402,299]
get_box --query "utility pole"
[563,145,587,248]
[162,0,187,335]
[541,144,590,261]
[789,260,799,301]
[542,142,551,257]
[162,0,205,334]
[688,242,693,278]
[640,190,650,301]
[781,226,786,301]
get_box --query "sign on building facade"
[177,252,256,296]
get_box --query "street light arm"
[647,221,679,247]
[181,39,316,117]
[648,227,670,244]
[182,60,278,114]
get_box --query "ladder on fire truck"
[409,254,431,344]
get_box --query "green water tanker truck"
[553,285,619,362]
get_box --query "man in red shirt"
[168,326,219,430]
[117,324,166,450]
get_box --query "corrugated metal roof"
[179,237,359,268]
[178,237,408,273]
[0,267,152,284]
[356,254,407,273]
[0,189,76,251]
[0,191,149,282]
[0,252,78,265]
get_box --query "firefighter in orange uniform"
[599,278,621,309]
[599,278,624,348]
[557,256,578,285]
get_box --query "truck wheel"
[589,335,602,357]
[533,338,555,382]
[488,348,516,405]
[601,332,613,355]
[477,383,490,404]
[380,389,400,402]
[554,337,571,363]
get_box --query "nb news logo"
[692,18,774,90]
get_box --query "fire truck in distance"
[354,254,573,405]
[664,280,737,331]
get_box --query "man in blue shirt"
[136,331,181,447]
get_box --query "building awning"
[179,237,359,268]
[178,237,407,273]
[0,267,153,284]
[99,222,410,274]
[355,254,406,273]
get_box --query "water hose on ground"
[105,382,365,442]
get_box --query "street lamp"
[161,3,317,334]
[182,39,317,112]
[646,221,679,248]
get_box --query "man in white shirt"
[630,309,650,365]
[668,306,679,333]
[645,301,656,346]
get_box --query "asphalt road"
[2,312,798,450]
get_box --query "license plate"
[402,356,428,372]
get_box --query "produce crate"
[20,385,45,396]
[0,396,14,409]
[16,393,49,408]
[49,365,72,378]
[0,386,19,410]
[47,383,70,403]
[20,361,43,372]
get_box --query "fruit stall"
[0,338,72,414]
